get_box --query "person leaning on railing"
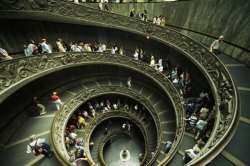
[209,35,224,55]
[0,47,13,60]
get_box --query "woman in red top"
[51,92,63,110]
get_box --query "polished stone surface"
[226,66,250,88]
[239,91,250,119]
[224,122,250,165]
[104,138,142,166]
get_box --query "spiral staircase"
[0,1,248,166]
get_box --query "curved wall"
[85,0,250,66]
[0,2,240,164]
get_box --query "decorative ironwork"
[0,1,239,165]
[0,0,25,10]
[51,86,166,165]
[98,130,134,166]
[88,111,150,166]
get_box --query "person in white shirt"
[101,43,106,51]
[113,103,118,110]
[127,77,132,88]
[158,64,163,73]
[172,76,179,84]
[156,16,161,25]
[111,47,115,54]
[150,55,155,67]
[74,0,79,4]
[122,123,126,130]
[26,40,37,56]
[26,134,52,157]
[183,145,200,164]
[70,132,78,140]
[153,16,157,24]
[210,35,224,55]
[0,47,13,60]
[41,39,52,53]
[134,51,139,60]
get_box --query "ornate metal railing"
[0,0,239,165]
[51,86,164,165]
[94,110,148,165]
[85,110,151,164]
[98,130,132,166]
[0,51,183,164]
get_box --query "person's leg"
[55,102,60,110]
[56,99,63,109]
[183,153,192,164]
[54,99,62,110]
[37,104,46,114]
[42,143,52,157]
[196,131,200,140]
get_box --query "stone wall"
[84,0,250,66]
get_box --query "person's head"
[42,39,46,42]
[218,35,224,41]
[193,146,201,154]
[53,91,57,95]
[29,134,37,142]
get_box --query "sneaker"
[40,112,47,115]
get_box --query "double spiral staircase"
[0,1,248,166]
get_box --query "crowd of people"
[6,33,219,164]
[65,96,149,164]
[0,1,227,165]
[182,91,215,164]
[21,37,126,56]
[0,20,223,166]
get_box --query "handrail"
[91,111,149,166]
[0,52,183,165]
[98,130,132,166]
[0,0,239,165]
[166,24,250,53]
[51,86,164,165]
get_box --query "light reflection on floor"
[104,138,143,166]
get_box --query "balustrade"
[0,0,240,165]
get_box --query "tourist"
[51,91,63,111]
[127,77,132,89]
[56,38,66,52]
[26,134,52,157]
[41,38,52,53]
[165,141,172,153]
[210,35,224,55]
[130,8,135,17]
[32,96,46,115]
[25,40,38,56]
[0,47,13,60]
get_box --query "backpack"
[30,141,43,156]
